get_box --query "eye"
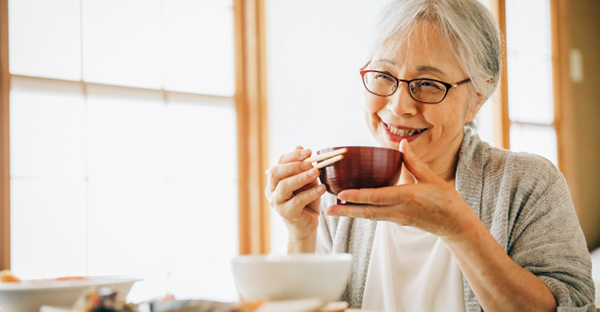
[374,73,394,82]
[416,80,443,90]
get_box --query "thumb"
[399,139,435,183]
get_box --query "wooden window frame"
[233,0,270,255]
[1,0,10,271]
[549,0,577,207]
[550,0,571,179]
[492,0,564,174]
[0,0,270,271]
[488,0,510,150]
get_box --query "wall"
[563,0,600,250]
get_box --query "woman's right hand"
[265,146,327,242]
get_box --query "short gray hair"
[368,0,502,100]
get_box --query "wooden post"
[487,0,510,149]
[550,0,579,209]
[233,0,270,255]
[0,0,11,270]
[550,0,569,174]
[496,0,510,149]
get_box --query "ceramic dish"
[0,276,140,312]
[231,253,352,304]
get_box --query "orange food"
[55,276,88,281]
[0,270,21,283]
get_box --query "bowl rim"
[0,275,142,292]
[317,146,401,154]
[231,253,353,263]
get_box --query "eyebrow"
[370,60,451,79]
[415,65,448,78]
[371,59,396,66]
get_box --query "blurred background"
[0,0,598,304]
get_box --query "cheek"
[447,91,474,122]
[364,96,387,141]
[425,100,469,142]
[422,106,455,139]
[364,95,386,120]
[365,94,386,114]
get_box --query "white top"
[362,221,466,312]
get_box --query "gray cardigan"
[316,127,596,311]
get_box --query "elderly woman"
[264,0,595,311]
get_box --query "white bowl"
[231,253,352,303]
[0,276,140,312]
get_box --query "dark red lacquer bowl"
[317,146,403,196]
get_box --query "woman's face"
[364,21,482,171]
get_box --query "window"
[8,0,239,302]
[505,0,558,164]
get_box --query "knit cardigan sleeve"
[502,155,595,310]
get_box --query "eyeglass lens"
[362,72,448,103]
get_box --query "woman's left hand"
[327,139,477,239]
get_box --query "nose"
[387,82,419,117]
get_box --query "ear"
[466,78,492,123]
[466,92,486,122]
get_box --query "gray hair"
[368,0,502,101]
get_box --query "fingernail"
[301,162,313,170]
[301,149,310,156]
[308,168,319,177]
[317,185,326,192]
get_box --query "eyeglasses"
[359,65,471,104]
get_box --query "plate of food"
[0,270,140,312]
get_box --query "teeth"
[387,124,424,136]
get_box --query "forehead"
[372,21,465,79]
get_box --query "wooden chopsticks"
[304,148,347,169]
[265,148,347,175]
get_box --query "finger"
[400,139,436,183]
[266,161,313,193]
[266,146,304,175]
[278,184,326,218]
[337,186,414,205]
[327,204,394,221]
[272,167,321,204]
[278,147,312,165]
[296,178,319,193]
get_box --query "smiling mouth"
[385,123,428,137]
